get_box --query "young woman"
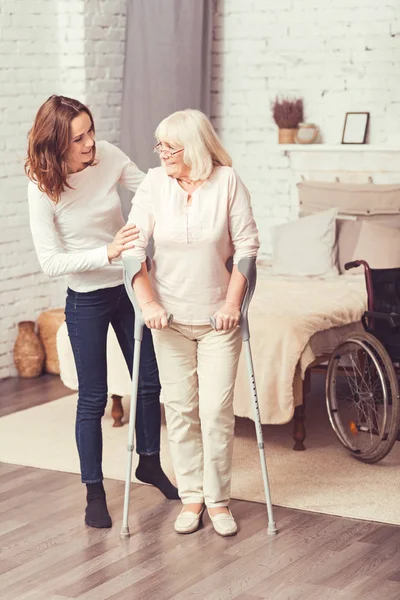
[125,109,260,536]
[26,95,178,529]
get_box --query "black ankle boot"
[135,453,180,500]
[85,482,112,528]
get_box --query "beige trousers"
[152,323,242,507]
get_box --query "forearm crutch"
[119,255,147,539]
[211,257,277,535]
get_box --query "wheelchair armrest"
[363,311,400,329]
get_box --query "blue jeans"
[65,284,161,484]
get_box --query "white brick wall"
[211,0,400,257]
[1,0,65,379]
[1,0,399,377]
[0,0,127,378]
[83,0,127,144]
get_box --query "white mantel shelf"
[276,144,400,152]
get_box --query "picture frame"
[341,112,369,144]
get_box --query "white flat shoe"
[174,506,204,534]
[208,509,237,537]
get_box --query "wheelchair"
[325,260,400,463]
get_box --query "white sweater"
[28,141,144,293]
[125,166,260,325]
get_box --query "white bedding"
[308,321,364,358]
[232,268,367,424]
[57,269,367,426]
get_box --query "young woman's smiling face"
[67,111,95,173]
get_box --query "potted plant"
[272,96,304,144]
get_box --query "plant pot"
[278,128,296,144]
[13,321,45,378]
[37,308,65,374]
[295,123,319,144]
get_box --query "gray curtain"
[120,0,213,215]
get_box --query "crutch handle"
[135,312,173,329]
[209,315,240,331]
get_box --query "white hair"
[155,109,232,181]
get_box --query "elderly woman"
[125,109,259,536]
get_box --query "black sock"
[85,482,112,528]
[135,453,180,500]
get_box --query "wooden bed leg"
[111,394,124,427]
[292,369,311,451]
[293,403,306,451]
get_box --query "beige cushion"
[338,216,400,274]
[340,220,400,275]
[298,181,400,216]
[272,208,338,277]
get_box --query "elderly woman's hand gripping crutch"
[211,256,277,535]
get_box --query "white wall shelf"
[275,145,400,153]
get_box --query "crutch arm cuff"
[237,257,257,341]
[122,256,145,339]
[122,256,143,284]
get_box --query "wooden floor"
[1,376,400,600]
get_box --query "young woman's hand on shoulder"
[107,224,140,262]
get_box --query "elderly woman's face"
[156,141,190,179]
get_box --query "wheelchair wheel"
[326,331,400,463]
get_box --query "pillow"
[340,220,400,275]
[272,208,338,277]
[337,220,362,274]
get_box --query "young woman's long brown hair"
[25,95,96,203]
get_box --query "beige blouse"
[125,165,260,325]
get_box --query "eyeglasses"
[153,142,184,157]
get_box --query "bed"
[56,180,400,449]
[232,267,366,450]
[56,269,366,447]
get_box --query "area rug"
[0,390,399,525]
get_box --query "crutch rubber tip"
[267,523,278,535]
[119,526,131,539]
